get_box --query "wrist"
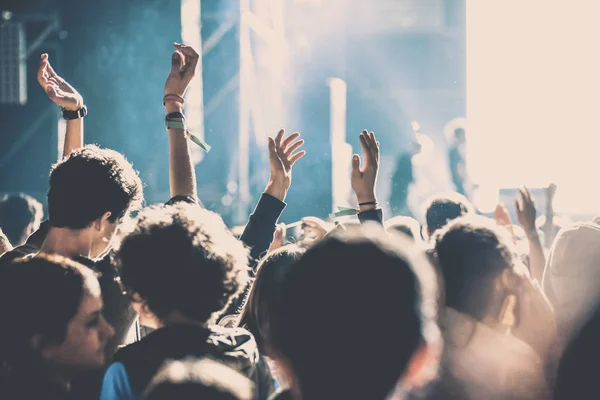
[355,192,376,204]
[164,101,183,113]
[265,181,288,202]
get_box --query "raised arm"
[164,43,199,199]
[516,187,546,283]
[37,54,85,159]
[352,130,383,224]
[240,129,305,265]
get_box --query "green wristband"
[166,120,186,130]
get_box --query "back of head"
[270,224,439,399]
[543,221,600,339]
[434,215,519,321]
[0,254,97,368]
[115,203,250,323]
[385,215,421,240]
[238,244,305,354]
[424,191,473,236]
[142,358,254,400]
[0,193,43,245]
[48,145,143,229]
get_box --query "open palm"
[37,54,83,111]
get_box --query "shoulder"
[100,362,135,400]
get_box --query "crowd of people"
[0,43,598,400]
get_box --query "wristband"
[62,105,87,120]
[163,94,185,106]
[166,120,186,130]
[358,201,377,207]
[166,111,185,121]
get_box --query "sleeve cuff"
[252,193,286,225]
[358,208,383,225]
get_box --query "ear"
[31,334,58,361]
[93,211,112,232]
[401,341,441,389]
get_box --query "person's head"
[48,145,143,258]
[0,255,114,380]
[0,227,12,256]
[454,127,466,143]
[423,191,473,237]
[385,216,421,241]
[142,357,254,400]
[433,215,526,322]
[0,193,43,246]
[237,244,305,355]
[269,223,440,400]
[115,203,249,327]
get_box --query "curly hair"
[114,203,250,323]
[0,254,99,367]
[48,144,143,229]
[433,215,521,321]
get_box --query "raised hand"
[494,204,516,242]
[37,54,83,111]
[351,130,379,206]
[268,224,287,253]
[301,216,334,240]
[164,42,199,110]
[515,187,537,234]
[265,129,306,201]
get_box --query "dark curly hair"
[433,215,520,321]
[0,254,99,368]
[114,203,250,323]
[423,191,473,236]
[48,144,143,229]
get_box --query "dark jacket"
[101,324,274,399]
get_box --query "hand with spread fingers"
[37,54,83,111]
[351,130,380,207]
[265,129,306,201]
[164,42,199,110]
[515,187,537,235]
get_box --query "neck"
[40,226,91,259]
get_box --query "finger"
[369,131,379,161]
[170,50,184,75]
[514,199,522,214]
[301,217,319,227]
[281,132,300,149]
[274,129,285,148]
[45,84,60,101]
[45,60,59,79]
[289,150,306,166]
[359,133,371,167]
[351,154,361,179]
[523,186,534,203]
[37,56,49,87]
[284,139,304,157]
[360,130,372,151]
[176,45,200,75]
